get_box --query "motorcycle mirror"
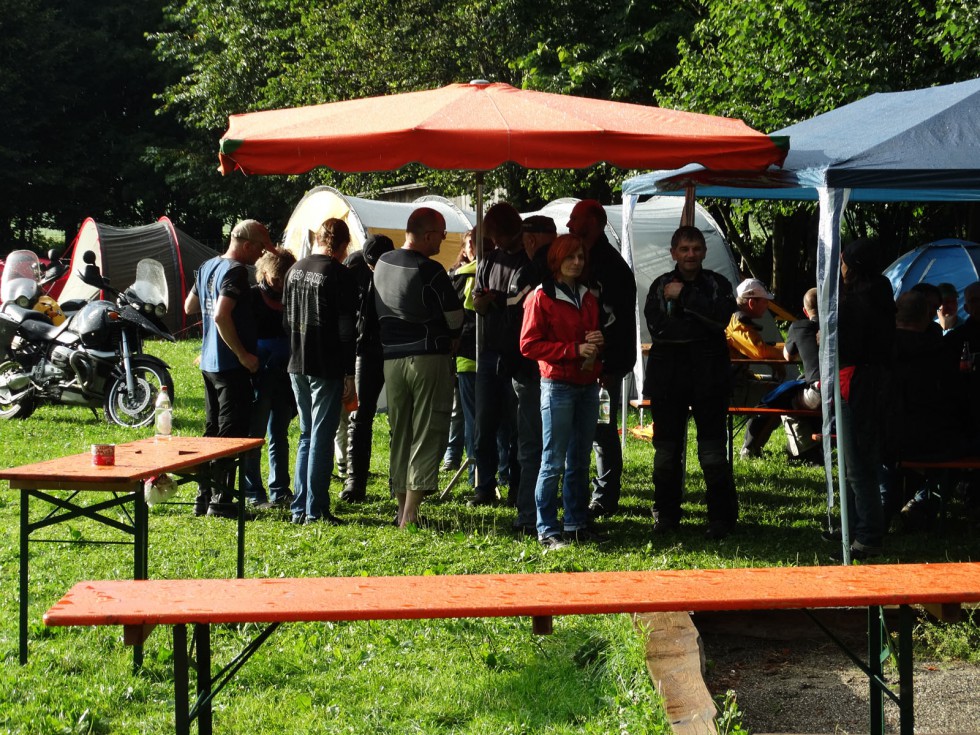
[47,248,62,262]
[78,251,107,289]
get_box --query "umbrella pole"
[473,172,485,490]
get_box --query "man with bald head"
[567,199,637,519]
[374,207,464,527]
[185,219,271,518]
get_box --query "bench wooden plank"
[727,406,820,417]
[44,563,980,630]
[899,458,980,470]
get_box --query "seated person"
[725,278,788,458]
[783,287,820,409]
[937,282,960,335]
[909,282,944,338]
[880,291,961,529]
[777,287,822,460]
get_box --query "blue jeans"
[535,379,599,539]
[290,374,343,521]
[513,377,542,528]
[242,370,296,503]
[444,378,465,465]
[457,371,477,484]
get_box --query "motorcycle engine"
[75,301,117,349]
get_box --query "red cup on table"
[91,444,115,466]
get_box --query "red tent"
[219,81,787,176]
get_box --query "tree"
[659,0,980,306]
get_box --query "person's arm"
[213,295,259,373]
[184,286,200,316]
[727,319,785,360]
[519,291,594,365]
[644,276,669,336]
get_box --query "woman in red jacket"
[520,234,604,549]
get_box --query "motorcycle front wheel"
[104,361,174,428]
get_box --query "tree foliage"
[658,0,980,304]
[5,1,980,262]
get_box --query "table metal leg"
[898,604,915,735]
[133,490,147,671]
[236,457,245,579]
[868,606,885,735]
[197,623,213,735]
[19,491,29,665]
[174,624,190,735]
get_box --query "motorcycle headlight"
[142,303,153,314]
[15,295,30,308]
[155,303,167,317]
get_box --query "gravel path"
[696,612,980,734]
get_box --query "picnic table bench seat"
[44,563,980,735]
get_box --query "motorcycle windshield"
[129,259,169,307]
[1,251,41,303]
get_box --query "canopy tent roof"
[219,81,788,176]
[620,77,980,564]
[624,77,980,202]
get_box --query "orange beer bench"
[45,563,980,735]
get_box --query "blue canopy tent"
[884,238,980,323]
[621,77,980,562]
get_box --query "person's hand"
[578,343,599,360]
[584,330,605,349]
[663,281,683,301]
[240,352,260,374]
[471,288,495,313]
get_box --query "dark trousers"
[346,354,385,492]
[474,351,519,499]
[589,375,623,512]
[202,368,254,506]
[647,349,737,526]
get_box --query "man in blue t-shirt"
[185,219,270,518]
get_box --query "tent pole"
[682,185,696,226]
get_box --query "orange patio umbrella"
[218,81,787,176]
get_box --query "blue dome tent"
[883,239,980,322]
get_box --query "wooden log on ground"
[635,611,717,735]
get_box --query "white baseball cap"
[736,278,775,300]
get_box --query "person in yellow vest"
[726,278,789,458]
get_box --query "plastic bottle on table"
[154,386,172,440]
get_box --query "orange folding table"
[0,435,263,665]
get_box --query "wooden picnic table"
[0,435,264,665]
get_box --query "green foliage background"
[3,1,980,297]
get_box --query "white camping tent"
[523,197,738,340]
[282,186,475,269]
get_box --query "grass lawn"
[1,338,978,734]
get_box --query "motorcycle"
[0,249,175,427]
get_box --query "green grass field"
[1,339,978,733]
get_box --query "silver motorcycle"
[0,250,175,426]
